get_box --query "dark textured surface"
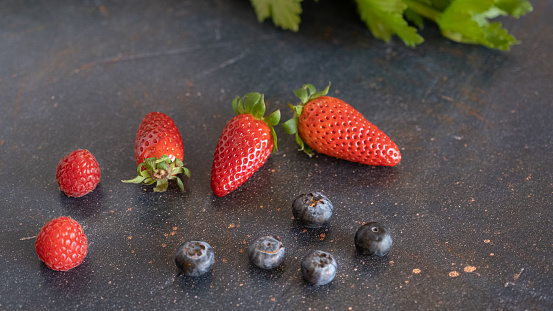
[1,0,552,310]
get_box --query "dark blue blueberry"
[301,250,337,286]
[248,236,285,270]
[292,192,334,228]
[354,222,393,257]
[175,241,214,277]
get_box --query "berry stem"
[122,155,190,192]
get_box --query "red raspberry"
[56,149,101,197]
[35,216,88,271]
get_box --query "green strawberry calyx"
[122,155,191,192]
[232,92,281,152]
[282,82,331,156]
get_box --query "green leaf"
[404,8,425,29]
[145,157,156,171]
[437,0,521,51]
[250,0,303,32]
[183,167,191,179]
[249,93,266,119]
[136,163,145,176]
[427,0,450,11]
[307,82,330,101]
[143,178,156,185]
[269,126,278,151]
[282,118,298,135]
[495,0,533,18]
[295,132,313,156]
[121,176,146,184]
[303,84,316,94]
[176,177,184,192]
[157,160,168,171]
[173,167,185,175]
[294,87,308,104]
[355,0,424,47]
[154,180,169,192]
[244,92,263,114]
[140,169,151,178]
[232,96,241,115]
[265,109,281,126]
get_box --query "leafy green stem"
[403,0,441,22]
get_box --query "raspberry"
[56,149,101,197]
[35,216,88,271]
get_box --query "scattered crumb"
[228,224,235,228]
[464,266,477,273]
[412,268,421,274]
[449,271,460,278]
[127,236,132,240]
[513,268,524,280]
[484,239,491,244]
[19,236,36,241]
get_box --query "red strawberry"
[35,216,88,271]
[283,83,401,166]
[211,92,280,197]
[134,112,184,165]
[123,112,190,192]
[56,149,101,197]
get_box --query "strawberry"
[211,92,280,197]
[122,112,190,192]
[283,83,401,166]
[35,216,88,271]
[56,149,101,197]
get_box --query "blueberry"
[354,222,393,257]
[248,236,285,269]
[301,250,337,286]
[175,241,214,277]
[292,192,334,228]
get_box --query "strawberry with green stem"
[123,112,190,192]
[211,92,280,197]
[283,83,401,166]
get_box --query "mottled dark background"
[1,0,551,310]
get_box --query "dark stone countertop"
[1,0,551,310]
